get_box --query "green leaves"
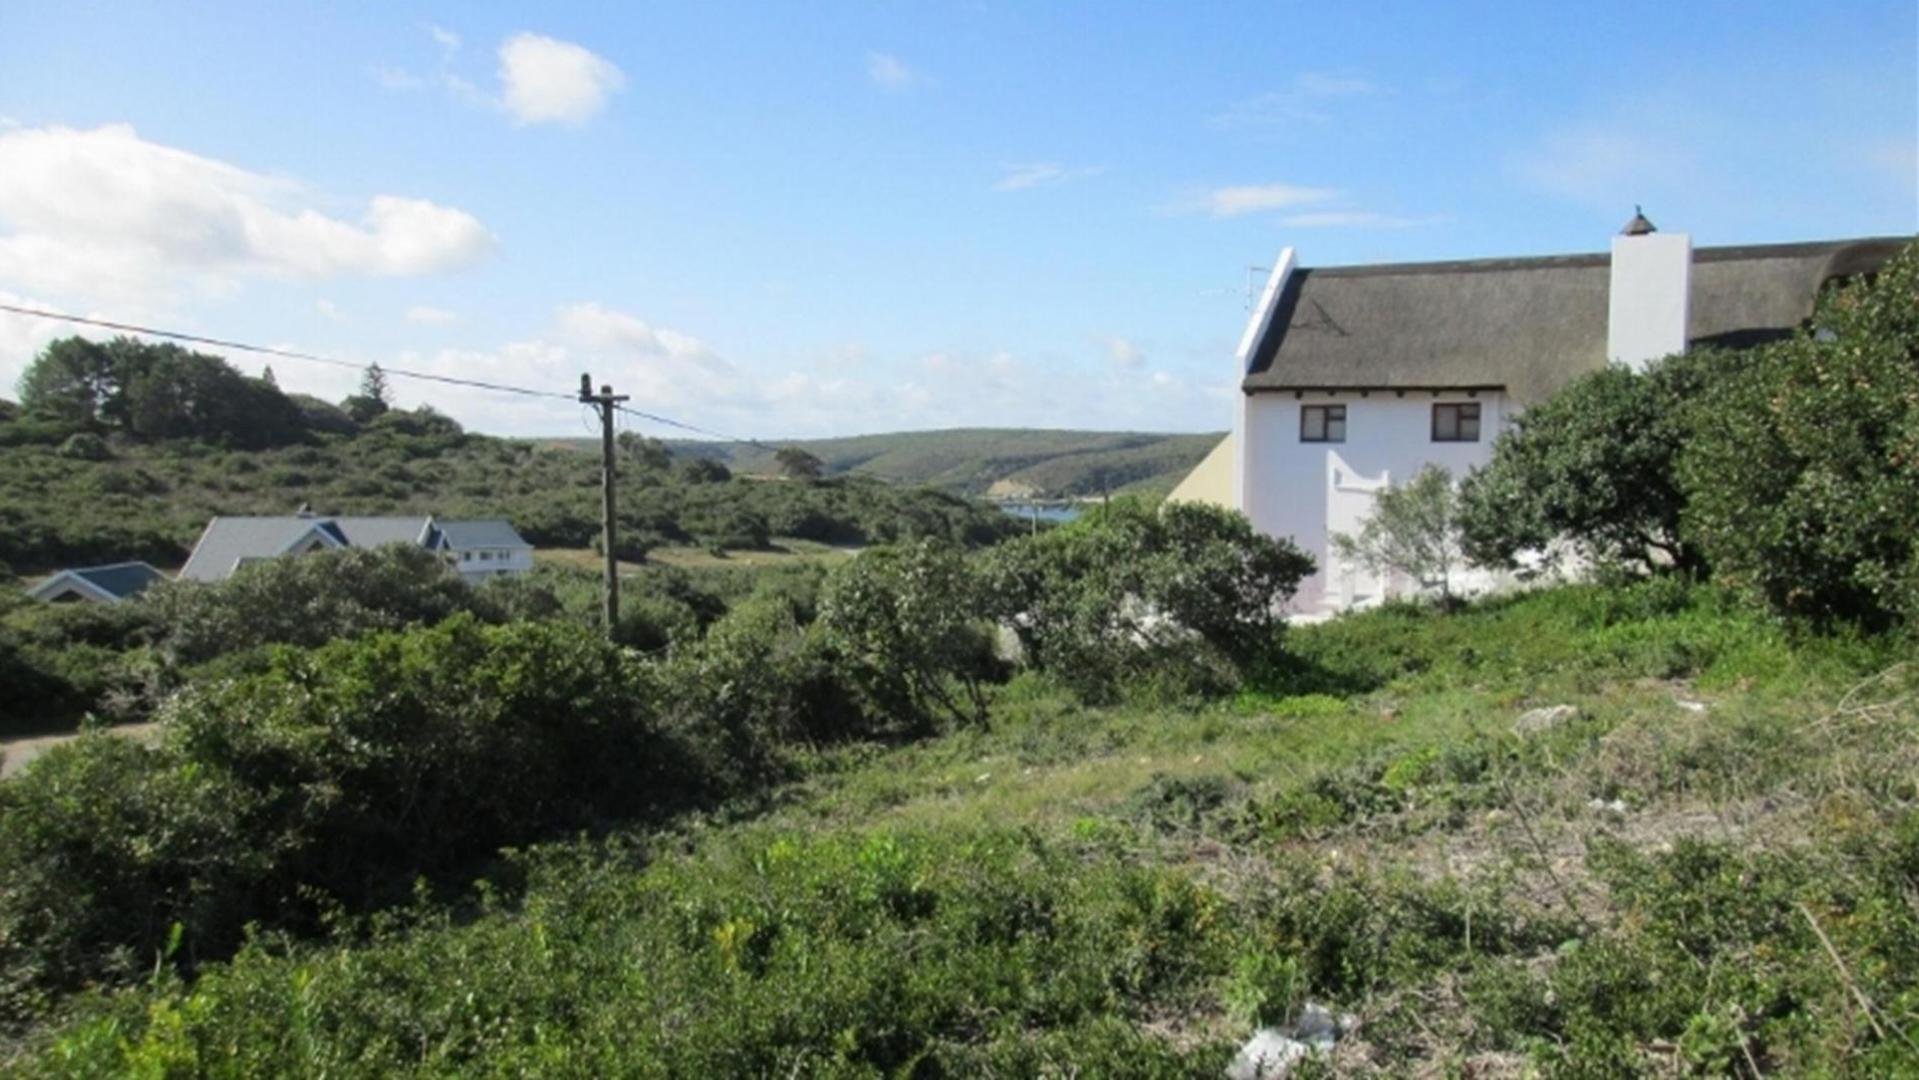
[1678,243,1919,626]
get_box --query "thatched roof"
[1241,236,1910,405]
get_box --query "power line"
[1,301,886,483]
[0,302,575,402]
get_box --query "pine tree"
[359,363,391,407]
[261,365,278,387]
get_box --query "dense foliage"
[981,499,1314,699]
[1458,350,1733,574]
[0,340,1019,574]
[8,578,1916,1074]
[16,337,305,450]
[1457,240,1919,629]
[1679,245,1919,626]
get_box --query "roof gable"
[28,561,166,602]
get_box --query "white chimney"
[1606,209,1691,371]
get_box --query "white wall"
[1241,391,1508,614]
[454,548,534,582]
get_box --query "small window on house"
[1301,404,1346,443]
[1432,402,1481,442]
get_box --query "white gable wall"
[1241,390,1511,614]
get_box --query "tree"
[1333,464,1467,603]
[16,337,116,428]
[343,363,391,423]
[18,336,306,448]
[1678,242,1919,626]
[677,457,732,484]
[979,499,1313,698]
[1457,352,1733,575]
[775,446,825,481]
[819,540,997,728]
[617,431,673,471]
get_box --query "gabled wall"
[1242,390,1508,613]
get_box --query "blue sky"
[1,2,1913,437]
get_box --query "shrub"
[981,500,1313,700]
[140,544,481,665]
[1459,349,1735,575]
[57,432,111,461]
[818,540,999,730]
[1679,244,1919,626]
[0,616,694,1013]
[1334,463,1468,601]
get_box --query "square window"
[1301,404,1346,443]
[1433,402,1481,442]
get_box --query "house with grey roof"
[179,513,533,584]
[26,561,168,604]
[1167,219,1906,615]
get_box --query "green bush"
[1679,244,1919,626]
[981,499,1313,700]
[140,544,482,665]
[0,616,695,1013]
[1459,348,1736,575]
[818,540,999,729]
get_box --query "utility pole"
[579,374,630,637]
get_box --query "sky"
[1,2,1913,439]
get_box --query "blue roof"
[30,561,167,601]
[437,519,530,549]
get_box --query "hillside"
[563,428,1226,498]
[0,414,1019,576]
[10,581,1917,1074]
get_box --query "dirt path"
[0,723,160,779]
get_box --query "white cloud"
[1212,72,1379,129]
[497,33,624,125]
[315,299,344,321]
[558,301,744,408]
[0,124,495,306]
[406,305,458,324]
[1100,336,1144,370]
[992,162,1105,192]
[866,52,917,91]
[1197,183,1340,218]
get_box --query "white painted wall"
[1240,391,1509,614]
[1607,232,1691,370]
[454,548,534,583]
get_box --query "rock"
[1587,797,1628,817]
[1225,1003,1357,1079]
[1674,699,1707,714]
[1225,1030,1308,1080]
[1513,704,1579,736]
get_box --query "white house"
[26,561,168,604]
[1168,217,1905,615]
[179,513,534,585]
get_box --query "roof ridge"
[1302,235,1911,279]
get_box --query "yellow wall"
[1165,434,1235,509]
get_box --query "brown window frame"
[1431,402,1481,443]
[1300,404,1346,443]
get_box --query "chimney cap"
[1621,205,1657,236]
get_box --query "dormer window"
[1432,402,1481,442]
[1301,404,1346,443]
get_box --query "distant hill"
[560,429,1227,499]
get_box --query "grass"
[11,581,1918,1076]
[533,538,858,575]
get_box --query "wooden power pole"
[579,375,630,637]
